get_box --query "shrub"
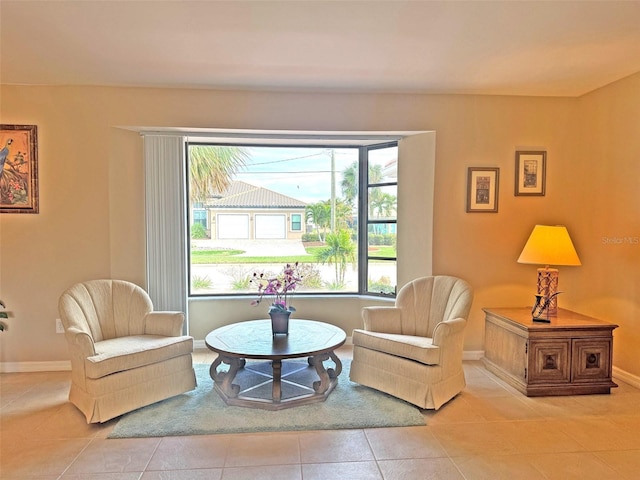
[192,275,212,289]
[368,233,395,246]
[231,277,252,290]
[369,276,395,295]
[369,234,383,245]
[191,223,207,239]
[325,281,346,291]
[223,266,253,291]
[296,263,323,289]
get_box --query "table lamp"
[517,225,581,318]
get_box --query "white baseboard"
[1,360,71,373]
[612,366,640,389]
[463,350,485,361]
[3,350,637,388]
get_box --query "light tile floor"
[2,345,640,479]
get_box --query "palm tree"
[340,161,358,206]
[370,192,397,219]
[331,198,354,231]
[306,199,354,241]
[305,202,331,241]
[189,145,249,203]
[368,163,383,185]
[369,192,397,234]
[315,229,357,287]
[341,162,385,207]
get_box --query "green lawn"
[191,249,245,258]
[190,245,397,264]
[190,249,316,264]
[367,245,396,258]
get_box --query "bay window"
[187,141,398,297]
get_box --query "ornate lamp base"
[537,267,559,317]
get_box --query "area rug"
[109,360,425,438]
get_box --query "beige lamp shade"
[518,225,581,318]
[517,225,581,267]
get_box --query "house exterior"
[196,181,307,240]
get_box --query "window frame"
[290,213,302,232]
[186,139,398,298]
[358,142,398,297]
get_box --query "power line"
[247,150,329,166]
[236,170,333,174]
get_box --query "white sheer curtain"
[143,134,188,331]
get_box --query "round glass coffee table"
[205,319,346,410]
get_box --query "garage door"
[217,214,249,239]
[255,214,286,239]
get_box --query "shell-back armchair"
[58,279,196,423]
[350,275,473,409]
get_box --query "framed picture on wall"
[0,124,39,214]
[515,150,546,196]
[467,167,499,213]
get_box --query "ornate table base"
[210,352,343,410]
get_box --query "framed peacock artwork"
[0,125,38,214]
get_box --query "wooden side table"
[483,307,618,396]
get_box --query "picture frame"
[0,125,39,214]
[466,167,499,213]
[515,150,546,196]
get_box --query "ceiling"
[2,1,640,97]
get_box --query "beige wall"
[0,77,638,377]
[567,73,640,376]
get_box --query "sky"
[232,145,397,204]
[234,147,358,204]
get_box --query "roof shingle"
[208,181,306,208]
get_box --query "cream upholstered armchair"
[58,279,197,423]
[349,275,473,410]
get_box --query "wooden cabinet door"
[571,338,612,383]
[528,340,571,384]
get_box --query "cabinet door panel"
[572,339,612,382]
[528,340,570,384]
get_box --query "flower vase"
[269,310,291,335]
